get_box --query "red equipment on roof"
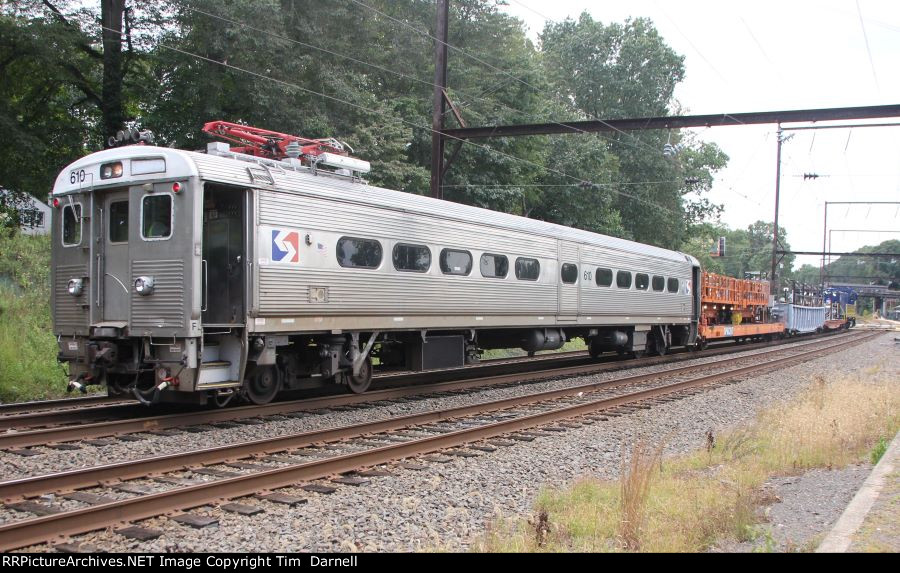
[202,121,349,161]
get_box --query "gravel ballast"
[0,335,861,480]
[8,332,897,552]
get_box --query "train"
[48,122,851,406]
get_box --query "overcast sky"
[499,0,900,270]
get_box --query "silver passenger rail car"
[51,133,701,406]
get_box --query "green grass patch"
[0,230,66,402]
[475,369,899,553]
[870,436,889,465]
[480,338,587,360]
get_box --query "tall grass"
[619,438,664,550]
[0,230,66,402]
[475,368,899,553]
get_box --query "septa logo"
[272,230,299,263]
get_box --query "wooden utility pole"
[430,0,449,200]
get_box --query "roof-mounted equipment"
[108,128,155,148]
[202,121,370,174]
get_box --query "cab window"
[62,203,82,246]
[142,194,172,240]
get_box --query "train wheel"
[347,356,373,394]
[246,366,281,405]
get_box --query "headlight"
[67,278,83,296]
[134,276,155,295]
[100,161,124,179]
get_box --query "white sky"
[499,0,900,270]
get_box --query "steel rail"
[0,331,878,551]
[0,350,597,431]
[0,396,131,416]
[0,332,867,500]
[0,332,861,449]
[0,333,832,430]
[0,332,800,429]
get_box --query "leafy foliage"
[540,14,728,247]
[0,230,65,401]
[794,240,900,287]
[1,0,730,249]
[681,220,794,280]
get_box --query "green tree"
[540,14,727,247]
[3,0,731,252]
[814,240,899,287]
[681,220,794,283]
[0,5,98,200]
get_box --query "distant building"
[0,188,51,235]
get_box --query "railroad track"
[0,395,133,417]
[0,332,807,425]
[0,330,878,551]
[0,331,859,449]
[0,333,832,428]
[0,351,584,421]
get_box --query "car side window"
[561,263,578,284]
[337,237,383,268]
[595,267,613,287]
[515,257,540,280]
[440,249,473,276]
[480,253,509,278]
[635,273,649,290]
[393,243,430,272]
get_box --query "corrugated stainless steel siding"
[131,259,185,328]
[580,244,691,317]
[188,149,695,323]
[258,268,558,316]
[188,151,691,263]
[256,191,557,258]
[54,264,89,330]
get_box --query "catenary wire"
[155,42,686,218]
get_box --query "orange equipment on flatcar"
[698,272,784,345]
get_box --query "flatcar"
[696,271,783,348]
[50,123,701,405]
